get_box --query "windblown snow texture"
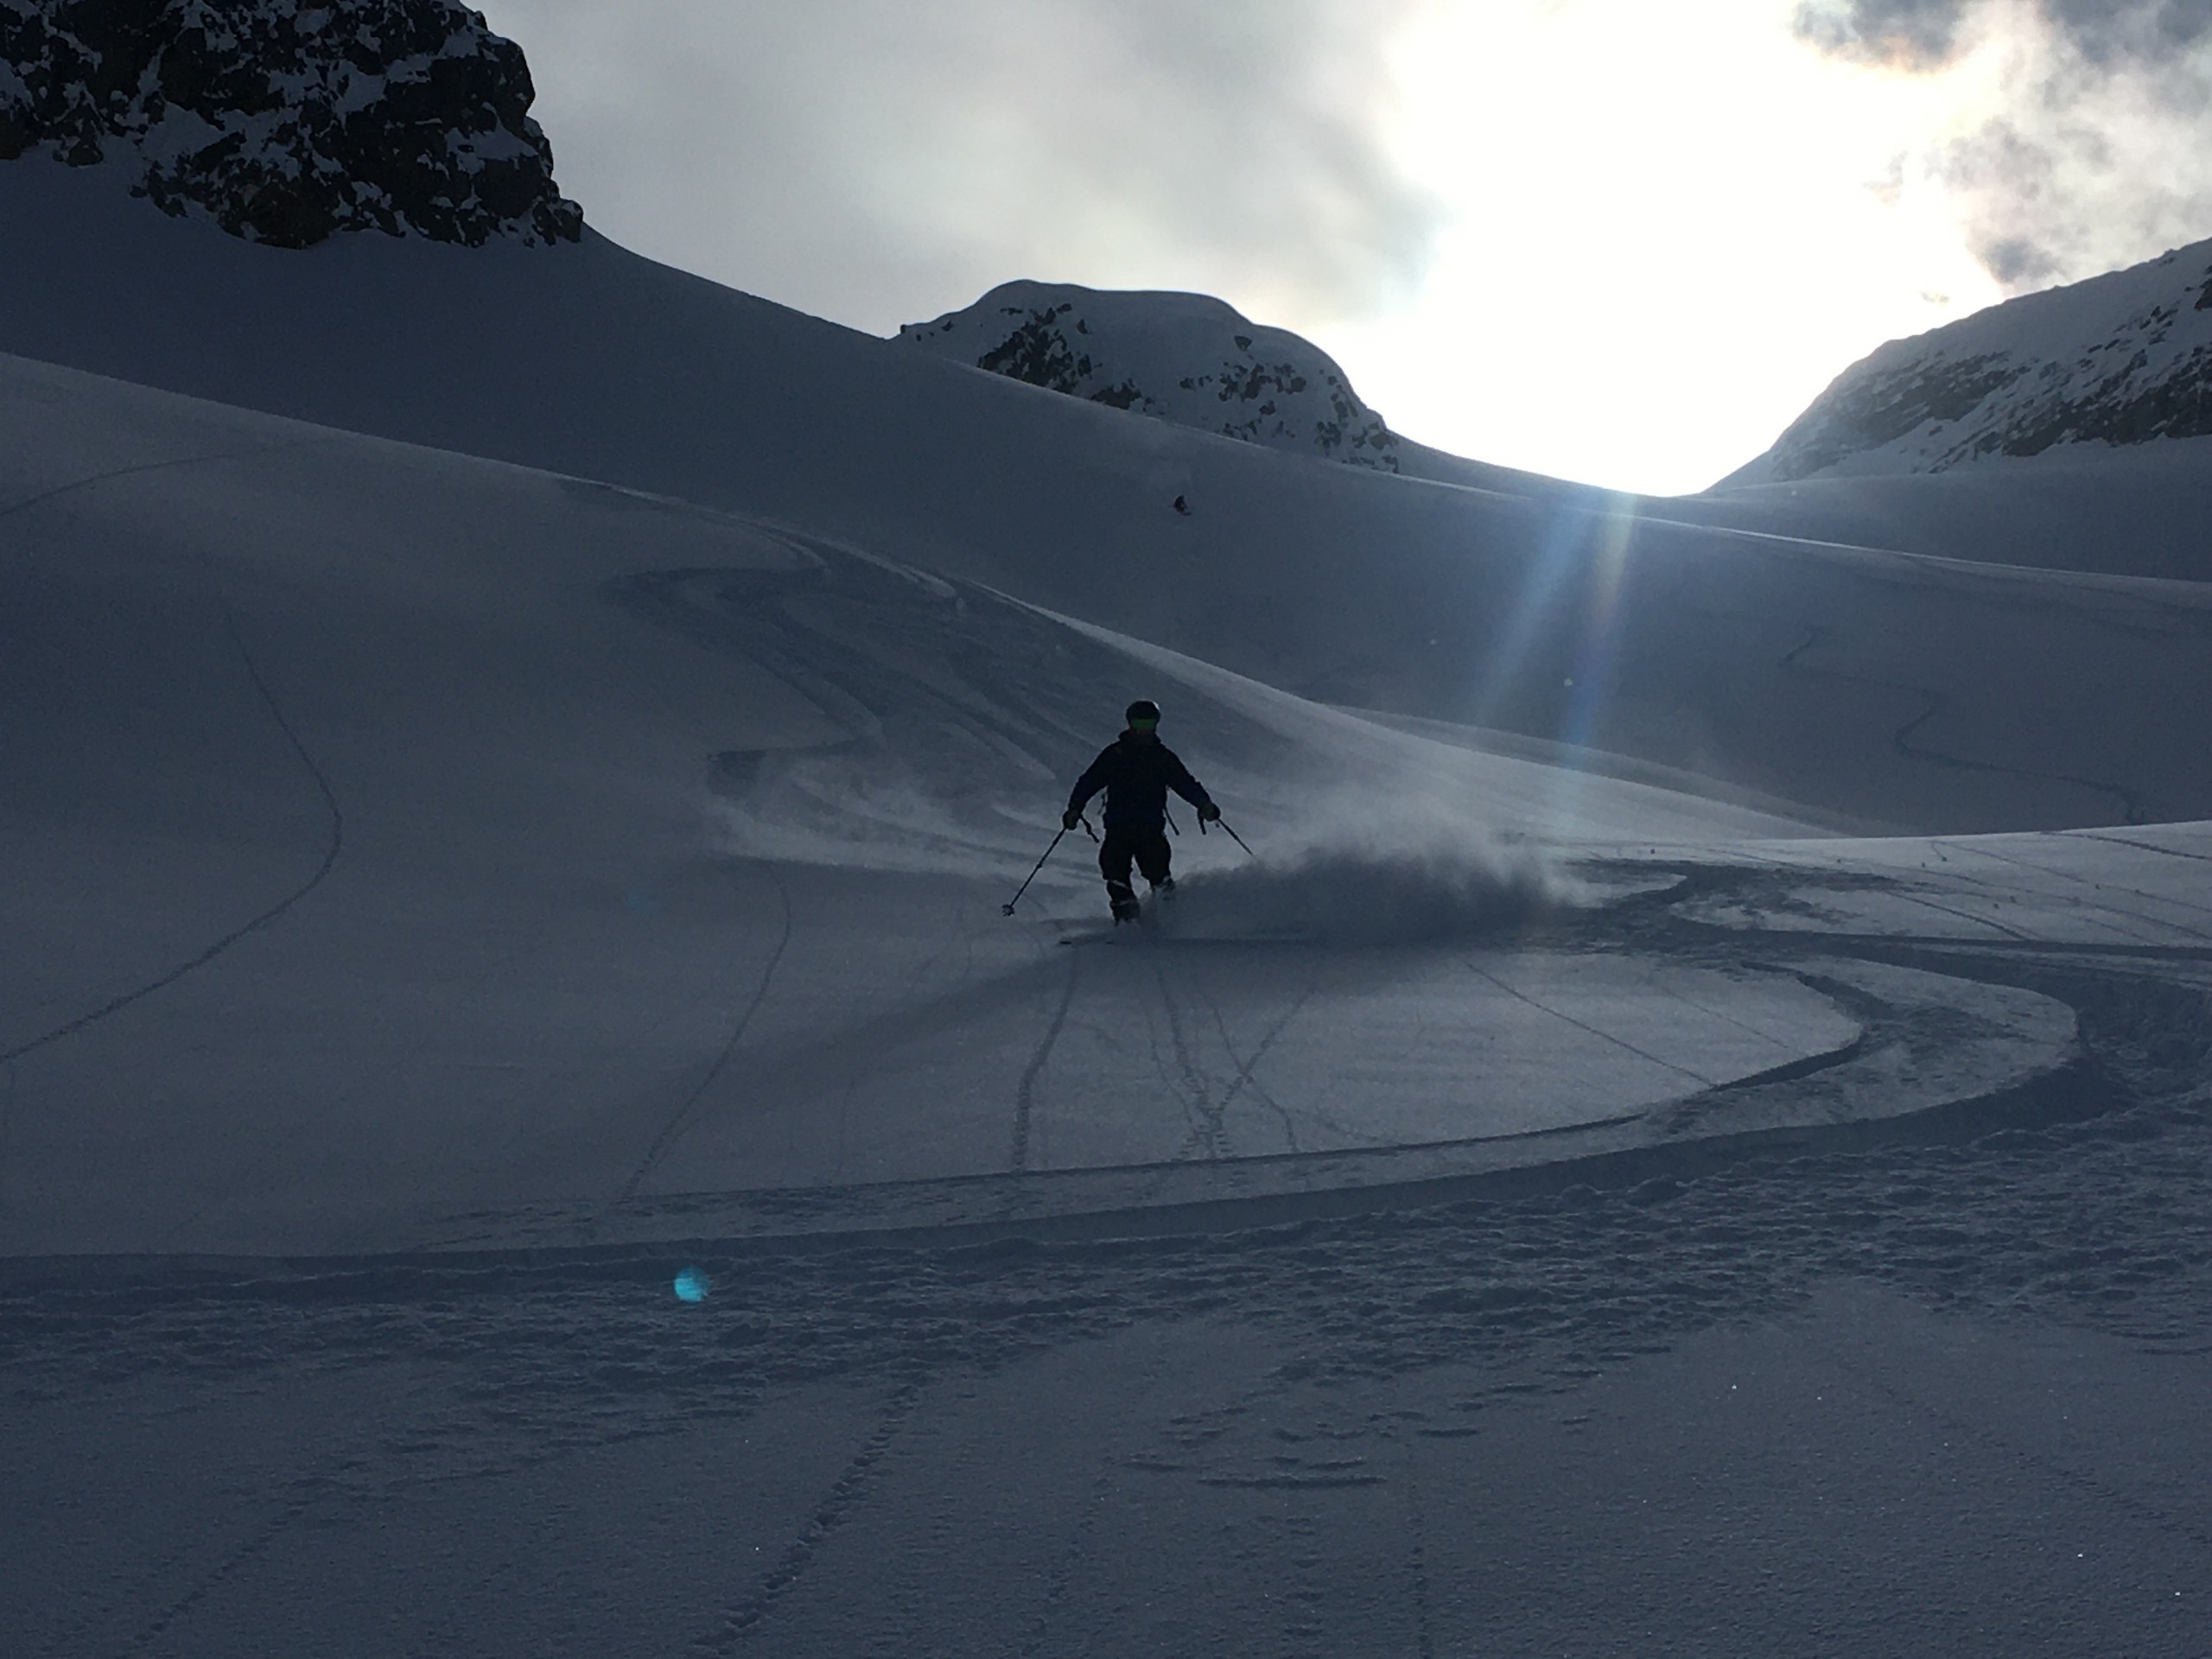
[899,281,1402,471]
[0,0,580,247]
[1727,238,2212,483]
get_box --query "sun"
[1305,0,2007,493]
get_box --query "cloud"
[1795,0,2212,290]
[1797,0,2212,67]
[487,0,1442,336]
[1795,0,1968,69]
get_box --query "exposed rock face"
[0,0,580,247]
[1726,239,2212,485]
[900,282,1401,472]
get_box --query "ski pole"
[1001,826,1067,916]
[1216,818,1258,860]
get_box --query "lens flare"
[1560,502,1639,754]
[1468,500,1590,730]
[673,1266,710,1303]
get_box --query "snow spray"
[1160,798,1583,944]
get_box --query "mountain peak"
[0,0,581,248]
[899,281,1402,472]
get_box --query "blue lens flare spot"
[673,1267,710,1304]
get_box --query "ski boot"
[1107,880,1141,924]
[1150,876,1177,901]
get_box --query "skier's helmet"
[1125,699,1161,730]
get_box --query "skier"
[1064,699,1220,921]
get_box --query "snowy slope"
[10,344,2212,1649]
[7,161,2212,835]
[12,340,2212,1261]
[1677,432,2212,582]
[3,350,1854,1258]
[1724,236,2212,484]
[898,280,1403,471]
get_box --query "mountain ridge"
[1724,236,2212,485]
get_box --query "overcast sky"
[492,0,2212,493]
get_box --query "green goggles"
[1128,717,1158,732]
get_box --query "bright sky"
[494,0,2212,494]
[1332,0,2008,491]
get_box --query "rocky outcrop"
[0,0,580,247]
[900,282,1402,472]
[1725,239,2212,485]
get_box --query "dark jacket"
[1067,732,1214,829]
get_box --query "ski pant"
[1099,823,1172,895]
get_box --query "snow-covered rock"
[1725,238,2212,484]
[0,0,579,247]
[899,281,1402,472]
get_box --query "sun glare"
[1310,0,2010,493]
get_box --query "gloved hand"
[1062,808,1083,831]
[1197,800,1222,823]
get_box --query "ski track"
[1124,956,1201,1153]
[0,440,322,524]
[122,1488,323,1658]
[2,549,346,1069]
[1388,1424,1440,1659]
[1935,837,2212,930]
[1013,1459,1121,1659]
[1181,960,1326,1157]
[1905,845,2203,943]
[1627,960,1811,1061]
[617,865,796,1206]
[1152,947,1320,1164]
[9,942,2202,1371]
[29,1481,245,1659]
[1461,959,1714,1088]
[2074,832,2212,866]
[0,1063,12,1221]
[1275,1502,1327,1652]
[1010,950,1080,1173]
[1154,955,1225,1160]
[5,922,2212,1651]
[1778,624,2151,823]
[1813,1326,2212,1559]
[1204,982,1315,1155]
[692,1376,923,1655]
[1897,888,2041,942]
[100,1368,435,1659]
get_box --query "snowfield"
[5,157,2212,1656]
